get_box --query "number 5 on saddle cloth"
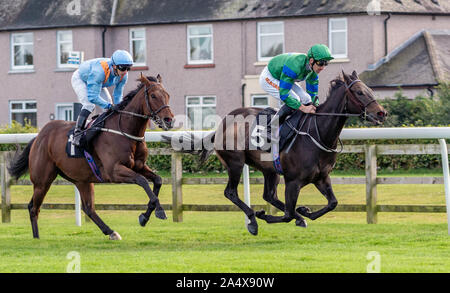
[250,107,307,174]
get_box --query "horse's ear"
[351,70,358,79]
[139,72,151,85]
[156,74,162,84]
[342,70,352,84]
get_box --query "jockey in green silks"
[259,44,334,142]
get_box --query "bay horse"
[176,71,386,235]
[8,74,174,240]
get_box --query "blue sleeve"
[86,67,110,109]
[113,74,128,105]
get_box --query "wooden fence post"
[1,152,12,223]
[171,152,183,222]
[365,145,377,224]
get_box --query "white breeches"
[71,69,112,112]
[259,66,312,105]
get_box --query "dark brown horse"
[8,74,174,240]
[176,71,386,235]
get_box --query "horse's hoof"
[109,231,122,240]
[139,213,149,227]
[295,219,308,228]
[296,206,311,217]
[155,208,167,220]
[246,221,258,236]
[255,210,266,219]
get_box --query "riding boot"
[72,109,91,147]
[262,104,296,143]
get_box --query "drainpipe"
[102,26,107,57]
[241,83,246,107]
[384,13,391,56]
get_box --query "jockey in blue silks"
[71,49,134,146]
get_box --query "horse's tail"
[161,132,215,165]
[8,138,35,180]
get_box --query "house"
[360,29,450,99]
[1,0,449,129]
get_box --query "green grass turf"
[1,179,449,273]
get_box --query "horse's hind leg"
[28,165,57,239]
[219,153,258,235]
[75,182,118,239]
[136,166,162,227]
[257,171,284,215]
[75,182,121,240]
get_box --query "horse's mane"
[326,75,346,99]
[116,76,158,110]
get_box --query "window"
[129,28,146,66]
[11,32,34,70]
[55,103,74,121]
[329,18,347,59]
[187,25,213,64]
[9,100,37,126]
[251,95,269,108]
[186,96,216,130]
[57,30,73,68]
[257,21,284,61]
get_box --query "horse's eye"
[151,94,156,99]
[357,91,363,95]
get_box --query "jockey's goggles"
[116,65,132,71]
[315,60,329,67]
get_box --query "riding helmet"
[307,44,334,61]
[111,50,134,66]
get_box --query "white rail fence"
[0,127,449,234]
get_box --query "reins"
[285,79,375,153]
[90,82,170,142]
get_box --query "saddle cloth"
[66,111,109,158]
[250,107,307,174]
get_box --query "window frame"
[56,30,73,68]
[187,24,214,65]
[55,103,74,121]
[11,32,34,70]
[251,95,269,109]
[185,95,217,130]
[9,100,37,126]
[257,21,285,62]
[129,27,147,66]
[328,17,348,59]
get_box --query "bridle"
[92,82,171,142]
[118,83,170,121]
[312,79,377,120]
[286,79,379,153]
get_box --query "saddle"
[251,107,306,153]
[66,110,112,158]
[250,107,308,174]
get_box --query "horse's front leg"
[256,178,307,227]
[297,176,338,220]
[136,164,163,227]
[112,164,167,221]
